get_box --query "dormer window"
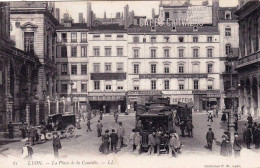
[172,26,176,32]
[225,11,232,20]
[178,36,184,42]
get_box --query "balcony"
[237,50,260,69]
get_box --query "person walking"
[117,122,125,149]
[221,113,227,123]
[110,129,118,153]
[99,111,103,120]
[255,125,260,149]
[8,122,14,139]
[28,125,36,146]
[148,132,156,155]
[245,127,252,149]
[130,129,137,152]
[52,132,61,158]
[20,122,26,139]
[233,132,242,157]
[252,122,258,147]
[86,119,92,132]
[169,133,181,157]
[101,130,110,154]
[155,129,161,155]
[208,113,213,126]
[186,120,194,138]
[247,114,253,127]
[220,135,232,157]
[179,121,186,137]
[206,128,215,151]
[22,142,33,159]
[96,120,103,137]
[134,131,142,155]
[114,112,119,123]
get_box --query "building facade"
[87,25,128,114]
[236,1,260,117]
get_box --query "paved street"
[1,113,260,168]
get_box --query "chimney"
[104,11,106,19]
[87,2,92,27]
[124,4,129,28]
[212,0,219,26]
[152,8,155,19]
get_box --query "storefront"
[88,92,126,114]
[127,90,162,113]
[193,90,221,111]
[162,91,193,105]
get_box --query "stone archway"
[252,77,258,115]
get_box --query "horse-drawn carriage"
[45,113,77,139]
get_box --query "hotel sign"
[167,95,194,104]
[88,95,124,101]
[139,74,208,79]
[163,90,192,95]
[128,90,162,96]
[91,73,126,80]
[192,90,220,95]
[60,94,87,97]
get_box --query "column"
[26,103,30,125]
[36,100,40,125]
[56,97,59,114]
[238,87,244,115]
[250,85,255,116]
[257,84,260,117]
[244,88,248,115]
[61,97,65,114]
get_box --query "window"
[117,48,123,56]
[208,80,213,90]
[61,64,68,75]
[116,63,124,72]
[105,85,112,90]
[193,36,198,42]
[194,80,199,90]
[192,64,200,73]
[117,86,123,90]
[207,64,213,73]
[178,64,184,73]
[151,64,156,74]
[93,63,100,73]
[61,83,68,92]
[193,48,199,58]
[164,80,169,90]
[117,35,124,39]
[61,33,67,42]
[133,49,139,58]
[105,34,112,39]
[81,46,87,57]
[151,37,156,42]
[225,11,231,20]
[207,48,213,57]
[225,28,231,36]
[71,65,77,75]
[164,36,169,42]
[133,80,139,90]
[71,46,77,57]
[134,86,139,90]
[164,64,170,74]
[134,64,139,74]
[179,84,184,90]
[24,32,34,54]
[133,37,139,43]
[93,34,100,39]
[151,49,156,58]
[105,63,112,72]
[179,48,184,58]
[105,48,111,56]
[164,49,170,58]
[71,33,77,42]
[81,83,87,92]
[93,47,100,56]
[81,64,87,75]
[81,33,87,42]
[143,37,146,43]
[61,45,67,57]
[94,81,100,90]
[71,82,77,92]
[151,80,156,90]
[207,36,213,42]
[178,36,184,42]
[226,44,232,55]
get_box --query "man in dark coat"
[252,122,258,146]
[179,121,186,137]
[247,114,253,126]
[96,120,103,137]
[110,129,118,152]
[101,130,110,154]
[20,122,26,139]
[245,127,252,149]
[148,132,156,155]
[206,128,215,151]
[8,122,14,139]
[155,129,161,155]
[255,125,260,149]
[233,133,242,157]
[117,122,125,149]
[52,132,61,158]
[186,120,194,138]
[86,119,92,132]
[28,125,36,146]
[220,135,232,157]
[114,112,118,123]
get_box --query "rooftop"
[56,23,88,30]
[89,24,127,33]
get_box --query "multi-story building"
[127,26,221,112]
[87,25,128,114]
[56,19,89,110]
[235,0,260,117]
[9,2,59,124]
[218,7,239,110]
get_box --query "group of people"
[179,120,194,138]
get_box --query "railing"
[237,50,260,66]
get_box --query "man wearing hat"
[110,129,118,153]
[96,120,103,137]
[52,131,61,158]
[101,130,110,154]
[117,122,125,149]
[220,134,232,157]
[233,132,242,157]
[206,128,215,151]
[8,122,14,139]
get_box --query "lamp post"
[69,81,74,113]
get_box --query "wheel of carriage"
[65,125,76,139]
[46,132,53,140]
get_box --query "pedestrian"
[252,122,258,146]
[28,125,36,146]
[234,121,238,132]
[86,119,92,132]
[179,121,186,137]
[233,132,242,157]
[52,132,61,158]
[221,113,227,123]
[99,111,103,120]
[110,129,118,153]
[134,131,142,155]
[8,122,14,139]
[220,135,232,157]
[130,129,137,152]
[169,133,181,157]
[245,126,252,149]
[96,120,103,137]
[186,120,194,138]
[114,112,118,123]
[22,142,33,159]
[206,128,215,151]
[155,129,161,155]
[101,130,110,154]
[148,132,156,155]
[247,114,253,127]
[117,122,125,149]
[241,123,247,142]
[19,122,26,139]
[255,125,260,149]
[208,113,213,126]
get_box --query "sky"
[55,0,239,23]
